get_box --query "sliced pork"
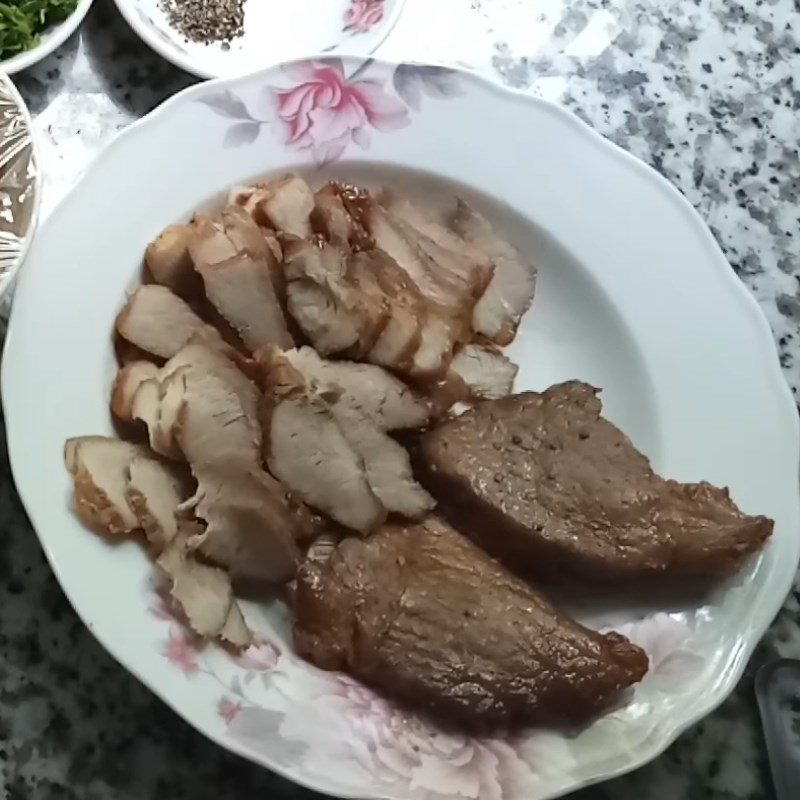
[115,284,229,360]
[452,200,536,345]
[189,209,293,352]
[260,349,385,534]
[284,346,430,430]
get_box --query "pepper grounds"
[161,0,246,45]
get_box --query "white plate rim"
[2,59,798,799]
[110,0,408,79]
[0,0,95,75]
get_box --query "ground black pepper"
[161,0,246,45]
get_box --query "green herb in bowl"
[0,0,79,61]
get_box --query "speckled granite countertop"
[3,0,799,797]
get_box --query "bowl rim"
[0,0,95,75]
[3,57,798,800]
[109,0,408,79]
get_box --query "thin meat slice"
[115,284,228,360]
[125,455,189,552]
[359,248,425,372]
[130,342,262,465]
[452,201,537,345]
[64,437,148,536]
[449,344,518,400]
[240,175,314,238]
[260,348,386,534]
[418,382,773,582]
[294,516,648,728]
[284,346,430,430]
[284,239,389,358]
[382,192,493,300]
[332,403,434,519]
[157,534,252,648]
[189,209,293,352]
[311,184,375,250]
[381,190,493,292]
[365,201,462,314]
[145,224,202,299]
[183,458,308,584]
[111,361,159,421]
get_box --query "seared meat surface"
[294,516,648,728]
[418,382,773,582]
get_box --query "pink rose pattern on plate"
[344,0,385,33]
[197,58,463,165]
[148,569,707,799]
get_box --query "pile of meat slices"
[64,175,773,730]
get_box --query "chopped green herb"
[0,0,79,61]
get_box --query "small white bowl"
[0,0,95,75]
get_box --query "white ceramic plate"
[113,0,406,78]
[3,58,799,800]
[0,0,94,75]
[0,74,39,301]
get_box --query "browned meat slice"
[145,224,202,299]
[64,437,148,536]
[449,344,518,400]
[284,239,389,358]
[115,285,229,359]
[358,249,426,372]
[294,516,648,728]
[125,455,189,552]
[418,382,773,582]
[260,348,386,534]
[283,346,430,430]
[189,209,293,352]
[452,201,536,345]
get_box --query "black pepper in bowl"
[161,0,246,45]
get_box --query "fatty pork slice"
[449,344,518,400]
[189,208,293,352]
[183,458,309,584]
[115,284,228,360]
[145,224,202,299]
[284,346,430,430]
[64,437,148,536]
[157,534,252,648]
[452,200,537,346]
[294,516,648,728]
[125,455,189,552]
[260,348,385,534]
[284,239,389,358]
